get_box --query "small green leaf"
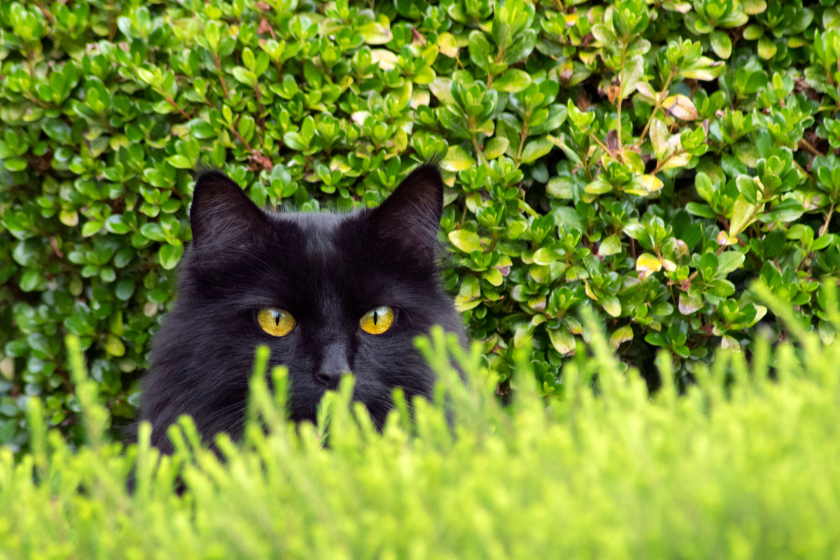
[454,275,481,311]
[686,203,716,219]
[585,178,613,195]
[591,24,617,45]
[4,158,27,172]
[81,221,103,237]
[620,55,645,98]
[167,155,192,169]
[519,136,553,164]
[548,327,575,355]
[729,196,757,238]
[190,120,217,139]
[533,247,559,265]
[19,269,42,292]
[115,279,136,301]
[42,119,72,144]
[468,31,493,71]
[601,295,621,318]
[158,243,184,270]
[598,235,622,256]
[493,69,531,92]
[232,67,257,86]
[758,37,777,59]
[717,251,745,276]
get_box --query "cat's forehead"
[267,210,361,256]
[271,211,351,229]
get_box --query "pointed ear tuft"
[190,171,272,250]
[368,164,444,254]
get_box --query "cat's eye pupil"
[373,311,378,325]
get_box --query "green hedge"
[2,0,840,447]
[2,289,839,557]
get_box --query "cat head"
[139,164,465,451]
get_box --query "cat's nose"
[315,343,351,390]
[315,369,347,390]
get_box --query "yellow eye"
[257,308,296,337]
[360,306,394,335]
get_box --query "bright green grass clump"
[1,288,839,559]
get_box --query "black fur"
[135,164,465,453]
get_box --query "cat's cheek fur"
[350,329,436,426]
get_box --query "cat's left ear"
[367,164,443,253]
[190,170,272,251]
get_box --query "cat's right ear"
[366,164,444,256]
[190,171,272,250]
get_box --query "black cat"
[136,164,466,453]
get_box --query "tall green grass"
[1,284,839,559]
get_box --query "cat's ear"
[190,170,272,250]
[368,164,443,252]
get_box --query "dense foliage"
[1,289,839,557]
[2,0,840,446]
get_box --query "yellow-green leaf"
[448,229,483,253]
[437,32,459,57]
[454,275,481,311]
[484,137,510,160]
[742,0,766,13]
[609,325,634,349]
[636,253,662,281]
[370,49,398,70]
[441,145,476,171]
[0,356,14,379]
[484,267,503,286]
[711,30,732,59]
[59,210,79,227]
[729,196,758,238]
[660,153,692,171]
[360,21,393,45]
[758,37,777,59]
[106,334,125,357]
[601,295,622,318]
[650,119,669,159]
[641,174,664,192]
